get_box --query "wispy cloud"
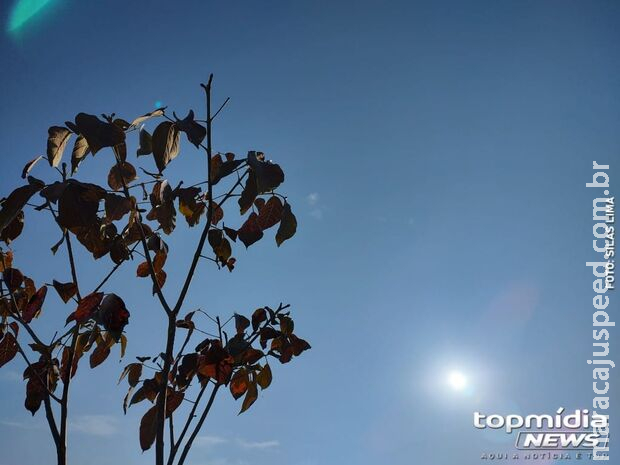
[69,415,119,436]
[306,192,319,206]
[236,438,280,449]
[194,435,228,447]
[306,192,323,220]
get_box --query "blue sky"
[0,1,618,464]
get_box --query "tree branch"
[176,384,220,465]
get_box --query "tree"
[0,75,310,465]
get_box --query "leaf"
[176,187,205,227]
[136,128,153,156]
[118,363,142,387]
[246,151,284,193]
[211,155,244,185]
[165,389,184,417]
[238,213,263,248]
[146,181,176,234]
[207,229,232,263]
[52,280,77,303]
[74,113,126,155]
[152,122,180,172]
[1,210,24,244]
[67,292,103,324]
[234,314,250,335]
[210,201,223,225]
[279,316,294,336]
[290,334,311,356]
[275,203,297,246]
[2,267,24,291]
[51,180,107,232]
[230,369,249,400]
[0,333,18,368]
[97,293,130,342]
[175,110,206,148]
[90,337,112,368]
[239,382,258,414]
[139,406,158,451]
[136,262,150,278]
[256,364,272,389]
[22,286,47,323]
[108,162,137,191]
[257,196,283,230]
[24,361,47,415]
[47,126,72,167]
[238,172,258,215]
[252,308,267,332]
[223,226,237,242]
[120,334,127,358]
[130,109,165,128]
[0,181,45,235]
[104,193,132,222]
[71,135,90,174]
[0,250,13,272]
[21,156,42,179]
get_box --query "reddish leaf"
[139,406,158,451]
[257,196,283,230]
[252,308,267,332]
[238,172,258,215]
[0,333,18,368]
[2,267,24,292]
[68,292,103,324]
[238,213,263,248]
[239,381,258,414]
[230,369,249,400]
[24,361,48,415]
[22,286,47,323]
[52,280,77,303]
[136,261,150,277]
[210,201,223,225]
[165,389,184,417]
[0,251,13,272]
[275,203,297,246]
[241,348,264,365]
[290,334,311,356]
[256,364,272,389]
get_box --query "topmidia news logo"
[473,408,609,451]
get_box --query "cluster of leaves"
[0,81,308,465]
[0,249,129,414]
[120,304,310,451]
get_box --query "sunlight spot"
[447,370,468,391]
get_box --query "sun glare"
[447,370,468,391]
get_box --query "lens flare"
[7,0,54,34]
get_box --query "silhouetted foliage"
[0,76,308,465]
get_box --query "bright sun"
[447,370,468,391]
